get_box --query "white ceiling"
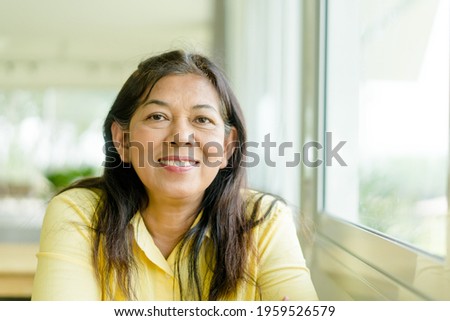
[0,0,215,87]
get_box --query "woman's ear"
[220,127,238,169]
[111,121,129,163]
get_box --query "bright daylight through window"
[324,0,449,257]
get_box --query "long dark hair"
[64,50,279,300]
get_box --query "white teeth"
[160,160,196,167]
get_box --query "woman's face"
[113,73,235,202]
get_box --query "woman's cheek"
[202,142,225,167]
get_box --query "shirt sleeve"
[31,189,102,300]
[256,200,318,301]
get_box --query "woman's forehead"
[139,73,215,100]
[144,74,221,106]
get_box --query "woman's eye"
[195,117,212,124]
[147,113,166,121]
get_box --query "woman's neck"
[141,194,203,258]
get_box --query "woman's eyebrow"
[142,100,219,113]
[143,99,169,107]
[192,104,219,113]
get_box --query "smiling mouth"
[158,157,200,167]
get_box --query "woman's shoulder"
[45,187,103,225]
[243,188,288,208]
[242,190,301,251]
[38,188,102,267]
[242,189,293,224]
[54,187,102,208]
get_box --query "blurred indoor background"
[0,0,304,299]
[0,0,448,300]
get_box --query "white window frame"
[302,0,450,300]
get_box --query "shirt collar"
[130,209,211,268]
[130,211,172,274]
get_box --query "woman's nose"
[169,119,197,147]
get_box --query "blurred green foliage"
[358,156,447,256]
[45,167,97,190]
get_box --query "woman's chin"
[149,185,205,201]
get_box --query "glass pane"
[324,0,449,257]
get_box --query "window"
[324,0,449,258]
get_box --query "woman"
[32,50,318,301]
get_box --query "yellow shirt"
[32,188,317,300]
